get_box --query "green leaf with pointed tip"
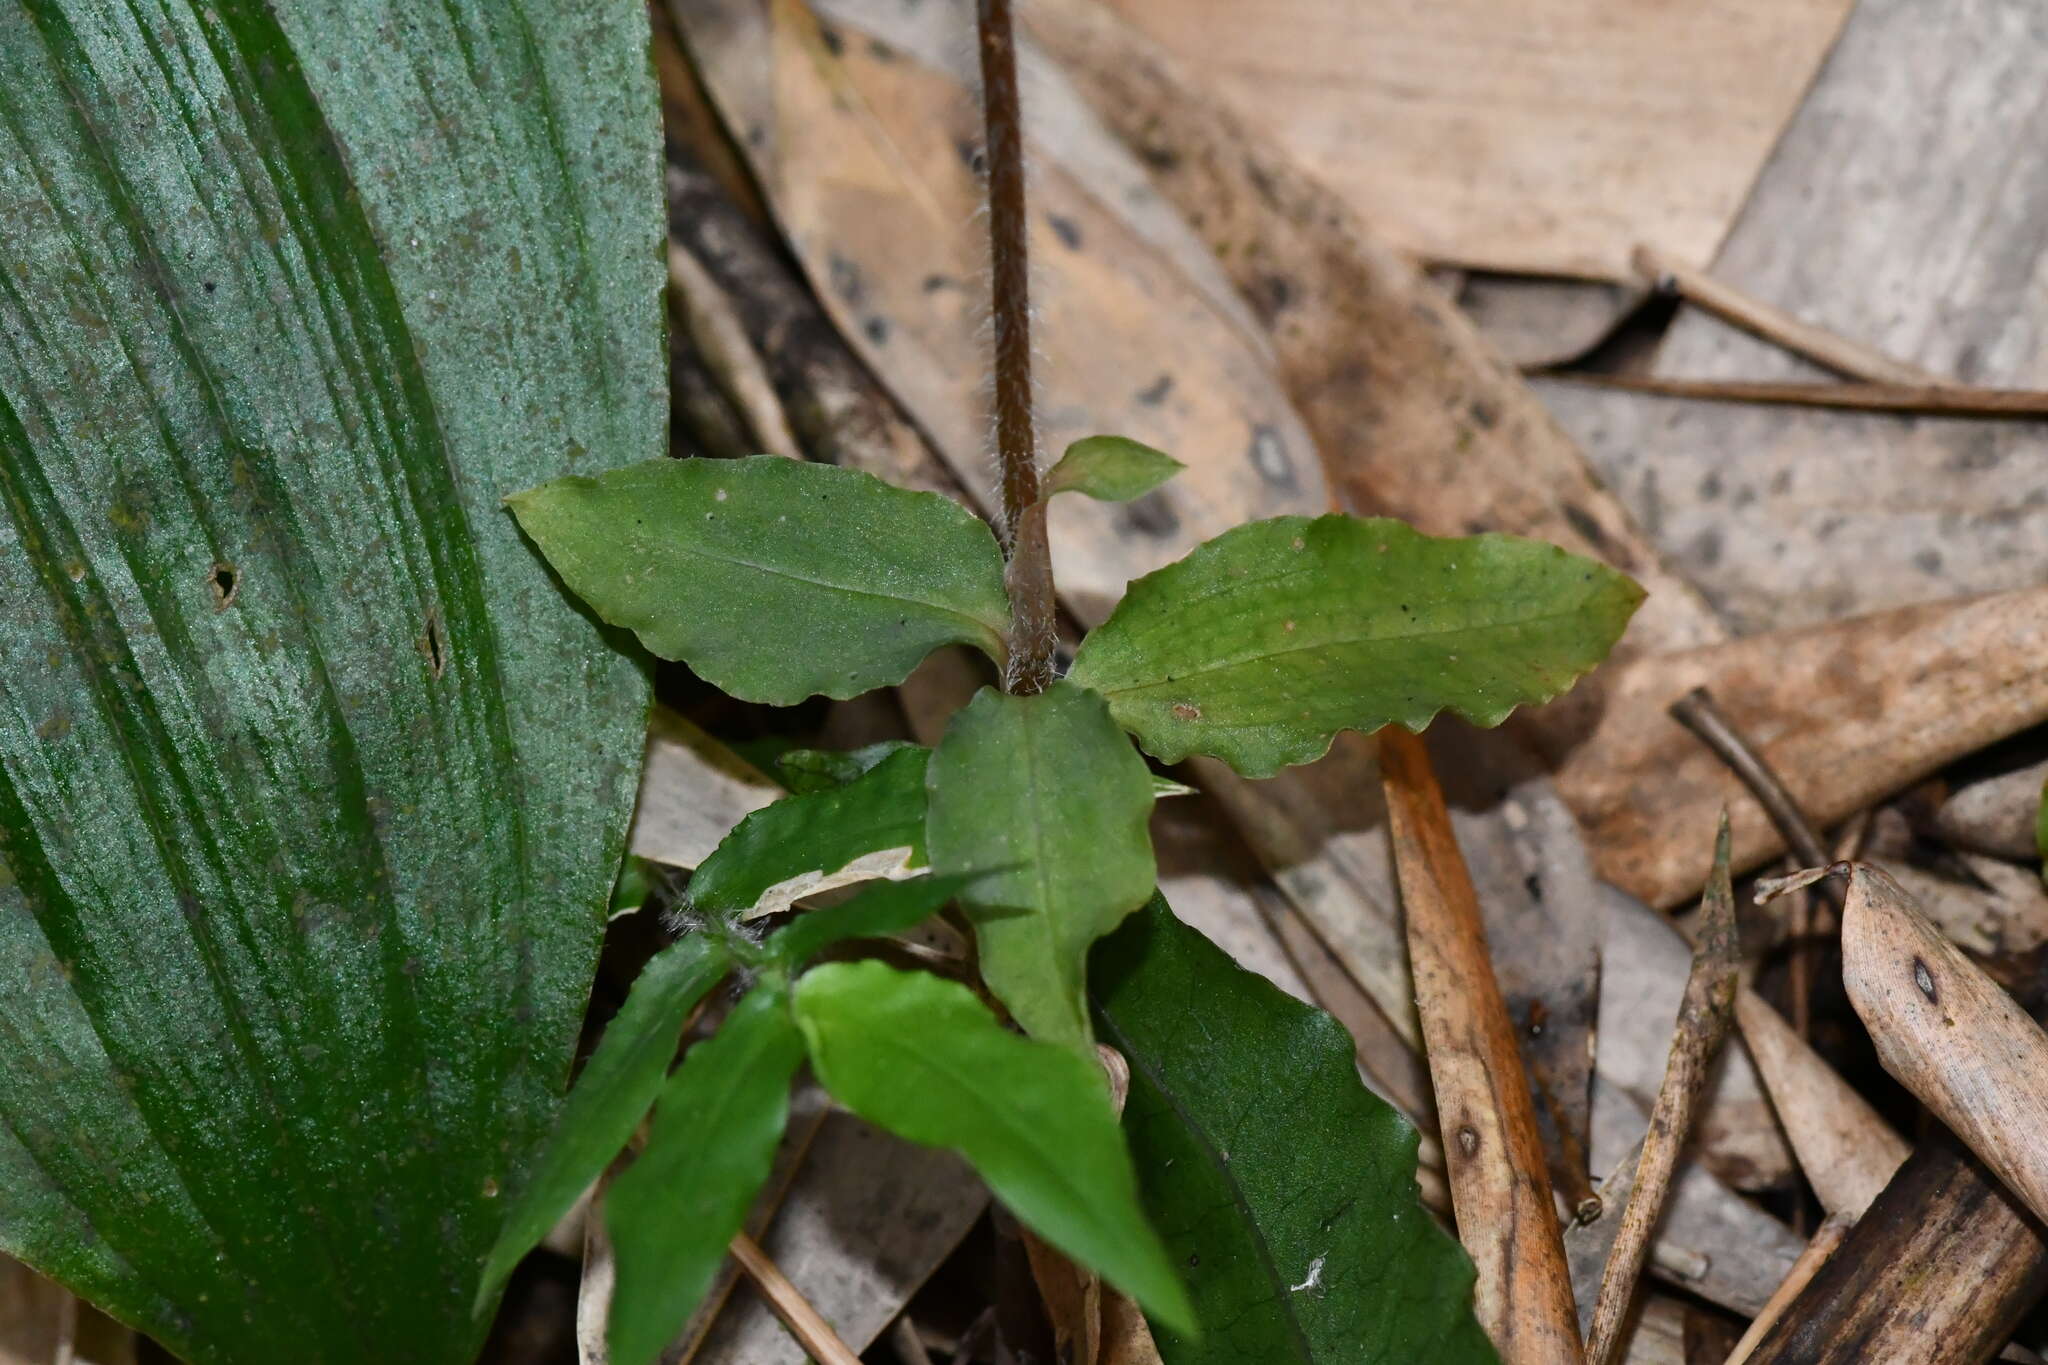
[476,933,731,1315]
[775,740,921,794]
[926,683,1157,1050]
[1045,435,1186,502]
[795,961,1194,1336]
[766,873,976,969]
[507,456,1012,704]
[1069,515,1644,777]
[0,4,659,1361]
[1092,898,1497,1365]
[690,746,931,920]
[607,981,805,1365]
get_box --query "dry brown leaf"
[1556,585,2048,908]
[1095,0,1854,280]
[1842,862,2048,1231]
[1937,758,2048,863]
[626,707,781,873]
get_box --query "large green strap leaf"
[1091,899,1497,1364]
[925,682,1157,1051]
[1069,515,1644,777]
[794,960,1194,1336]
[0,4,659,1362]
[688,745,930,919]
[606,980,805,1365]
[507,455,1013,704]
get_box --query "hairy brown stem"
[975,0,1056,693]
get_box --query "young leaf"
[607,981,806,1365]
[1045,435,1186,503]
[506,456,1012,704]
[1092,898,1497,1364]
[689,746,931,919]
[475,934,731,1314]
[0,3,659,1360]
[765,873,977,969]
[794,961,1194,1335]
[926,683,1157,1050]
[775,740,921,794]
[1068,515,1644,777]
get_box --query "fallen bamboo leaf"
[1382,727,1583,1365]
[1732,991,1907,1217]
[1628,245,1950,386]
[1937,758,2048,863]
[628,708,783,873]
[1091,0,1850,280]
[1584,817,1741,1365]
[1842,862,2048,1229]
[1555,585,2048,907]
[728,1234,862,1365]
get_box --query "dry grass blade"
[1629,246,1948,387]
[1541,371,2048,419]
[577,1185,619,1365]
[665,242,804,461]
[1721,1214,1850,1365]
[1584,816,1740,1365]
[1381,726,1584,1364]
[1842,862,2048,1229]
[728,1233,863,1365]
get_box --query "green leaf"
[1092,898,1497,1364]
[690,746,931,920]
[765,873,975,969]
[507,456,1012,704]
[795,961,1194,1335]
[476,933,731,1314]
[0,4,659,1362]
[1069,515,1644,777]
[926,683,1157,1050]
[1045,435,1186,502]
[607,981,805,1365]
[775,740,921,794]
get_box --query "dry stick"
[1539,371,2048,420]
[1584,815,1742,1365]
[666,243,804,461]
[1841,862,2048,1230]
[729,1232,863,1365]
[1629,246,1949,387]
[974,0,1055,695]
[1720,1214,1852,1365]
[1382,726,1585,1365]
[577,1179,620,1365]
[1669,685,1837,1046]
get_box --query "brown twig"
[1629,246,1947,387]
[1721,1214,1852,1365]
[1842,862,2048,1229]
[729,1232,863,1365]
[974,0,1055,694]
[1538,371,2048,419]
[1381,726,1584,1365]
[1584,815,1741,1365]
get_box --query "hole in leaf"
[207,562,239,609]
[422,610,447,680]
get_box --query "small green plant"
[482,431,1640,1359]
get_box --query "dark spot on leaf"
[922,273,956,293]
[1914,547,1943,575]
[867,35,897,61]
[957,139,987,175]
[1524,873,1543,904]
[1456,1126,1480,1158]
[1467,399,1497,430]
[1136,373,1174,406]
[1047,214,1081,249]
[865,316,890,345]
[1914,956,1937,1003]
[1249,273,1293,322]
[1137,141,1179,172]
[207,562,239,609]
[1171,703,1201,721]
[1120,493,1180,539]
[817,21,844,54]
[202,280,217,295]
[828,253,865,307]
[1561,503,1612,557]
